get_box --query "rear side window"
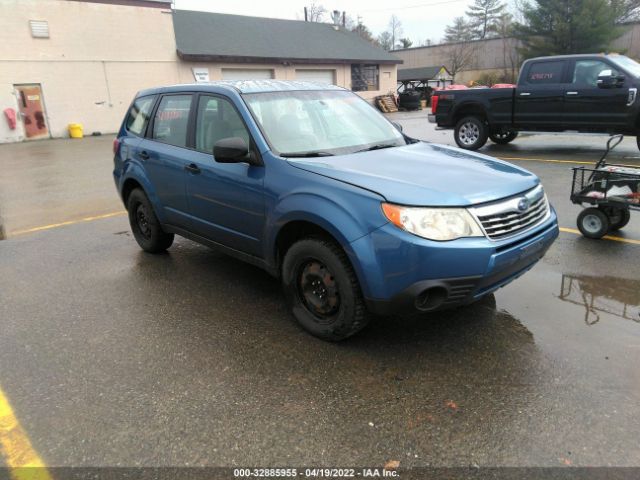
[526,61,565,85]
[125,95,156,136]
[152,95,193,148]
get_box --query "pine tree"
[466,0,506,39]
[515,0,622,58]
[444,17,474,42]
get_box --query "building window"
[29,20,49,38]
[351,64,379,91]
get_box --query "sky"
[174,0,477,46]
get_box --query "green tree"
[515,0,622,58]
[399,37,413,48]
[377,31,393,51]
[444,16,474,42]
[466,0,506,39]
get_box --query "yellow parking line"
[560,226,640,245]
[10,211,126,237]
[0,387,51,480]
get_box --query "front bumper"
[349,210,559,315]
[428,114,437,123]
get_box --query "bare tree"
[377,31,393,51]
[306,2,326,22]
[388,15,403,49]
[444,39,477,79]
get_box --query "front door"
[563,59,629,129]
[514,59,568,129]
[15,84,49,139]
[186,94,265,257]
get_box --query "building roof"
[173,10,402,65]
[138,80,347,97]
[397,66,452,82]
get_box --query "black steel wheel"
[282,237,371,341]
[127,188,174,253]
[577,208,610,239]
[604,207,631,231]
[489,129,518,145]
[454,116,488,150]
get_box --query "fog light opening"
[415,287,448,311]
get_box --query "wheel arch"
[452,102,489,125]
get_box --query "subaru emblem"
[517,198,529,211]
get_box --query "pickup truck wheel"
[282,238,371,341]
[489,129,518,145]
[577,208,610,239]
[127,188,174,253]
[454,116,488,150]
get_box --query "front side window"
[243,90,406,156]
[526,61,565,85]
[195,96,251,153]
[125,95,156,136]
[351,64,379,91]
[572,60,618,88]
[152,95,192,148]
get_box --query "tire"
[281,237,371,341]
[636,135,640,151]
[127,188,174,253]
[489,129,518,145]
[454,116,489,150]
[577,208,610,239]
[604,207,631,231]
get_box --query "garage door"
[295,69,335,84]
[221,68,274,80]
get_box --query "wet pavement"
[0,114,639,470]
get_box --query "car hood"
[287,142,539,206]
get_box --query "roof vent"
[29,20,49,38]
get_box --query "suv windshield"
[243,90,407,156]
[610,55,640,77]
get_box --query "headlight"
[382,203,484,241]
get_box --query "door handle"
[566,91,579,95]
[519,92,531,96]
[185,163,201,174]
[138,151,150,160]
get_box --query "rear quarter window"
[525,61,565,85]
[125,95,156,136]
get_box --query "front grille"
[471,185,550,240]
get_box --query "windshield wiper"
[355,143,398,153]
[280,151,335,158]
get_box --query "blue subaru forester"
[113,81,558,340]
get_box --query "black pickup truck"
[429,54,640,150]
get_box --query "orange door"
[15,84,49,139]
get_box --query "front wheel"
[489,129,518,145]
[281,238,371,341]
[577,208,610,239]
[454,116,488,150]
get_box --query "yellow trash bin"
[68,123,83,139]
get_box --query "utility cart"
[571,135,640,239]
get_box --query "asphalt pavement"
[0,115,639,473]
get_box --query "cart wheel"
[605,207,631,231]
[577,208,610,239]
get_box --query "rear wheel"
[604,207,631,231]
[577,207,610,239]
[454,116,488,150]
[127,188,174,253]
[489,129,518,145]
[281,237,371,341]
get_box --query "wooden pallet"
[376,95,398,113]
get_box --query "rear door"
[138,93,193,228]
[514,59,568,128]
[563,58,629,129]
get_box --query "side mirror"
[392,122,403,132]
[213,137,249,163]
